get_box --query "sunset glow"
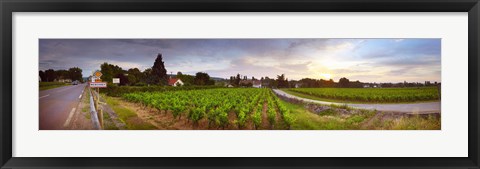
[320,73,332,80]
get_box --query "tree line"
[293,77,439,88]
[100,53,216,86]
[39,67,83,82]
[227,74,290,88]
[226,74,439,88]
[99,53,168,86]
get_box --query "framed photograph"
[1,0,479,168]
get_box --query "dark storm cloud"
[39,39,330,75]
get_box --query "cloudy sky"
[39,39,441,83]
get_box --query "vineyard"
[102,85,224,97]
[287,87,440,103]
[123,88,294,129]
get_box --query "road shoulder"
[67,87,94,130]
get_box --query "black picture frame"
[1,0,479,168]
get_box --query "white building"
[168,78,184,87]
[252,80,262,88]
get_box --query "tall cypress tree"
[151,53,168,85]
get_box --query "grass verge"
[39,82,70,91]
[284,99,376,130]
[82,90,91,120]
[102,110,119,130]
[281,98,439,130]
[103,95,157,130]
[365,113,441,130]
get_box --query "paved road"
[273,89,441,114]
[39,83,87,130]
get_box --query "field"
[39,82,70,91]
[103,85,224,97]
[112,88,440,130]
[123,88,293,129]
[276,95,440,130]
[285,87,440,103]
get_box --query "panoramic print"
[39,39,441,130]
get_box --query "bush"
[134,82,147,86]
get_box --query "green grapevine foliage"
[123,88,292,129]
[289,87,439,103]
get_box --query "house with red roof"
[168,78,184,87]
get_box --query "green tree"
[143,68,156,85]
[339,77,350,88]
[194,72,214,85]
[276,74,289,88]
[177,71,194,85]
[115,73,129,86]
[45,69,56,82]
[328,79,335,87]
[100,63,114,83]
[55,70,69,80]
[235,73,241,86]
[150,53,168,85]
[263,76,270,88]
[68,67,83,82]
[100,62,124,84]
[39,71,46,82]
[127,68,144,85]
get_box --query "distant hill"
[211,77,227,81]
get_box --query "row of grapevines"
[123,88,291,129]
[265,90,277,128]
[271,91,294,128]
[289,87,439,103]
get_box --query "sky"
[39,39,441,83]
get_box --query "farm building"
[55,78,72,83]
[239,80,253,87]
[294,83,302,88]
[252,80,262,88]
[168,78,184,87]
[363,84,379,88]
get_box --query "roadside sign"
[90,82,107,88]
[113,78,120,84]
[93,71,103,78]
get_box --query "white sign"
[90,82,107,88]
[113,78,120,84]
